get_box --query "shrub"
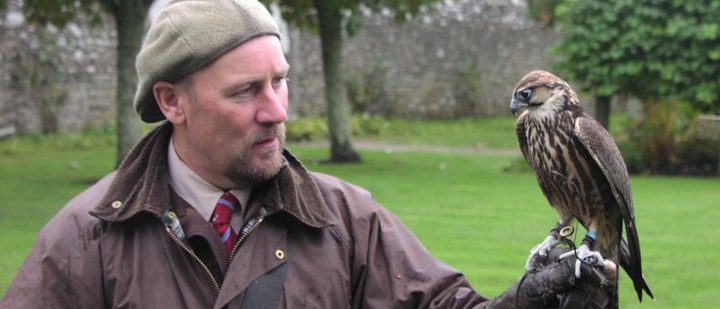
[351,113,389,137]
[453,50,483,117]
[285,117,328,142]
[286,115,389,142]
[619,101,718,175]
[346,58,393,117]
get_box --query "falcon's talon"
[559,244,607,278]
[525,235,560,271]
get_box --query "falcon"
[509,70,653,302]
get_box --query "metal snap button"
[111,201,123,209]
[275,249,285,260]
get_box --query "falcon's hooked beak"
[510,98,528,117]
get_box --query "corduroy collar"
[90,122,334,229]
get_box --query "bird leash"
[515,222,596,308]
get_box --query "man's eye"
[272,77,288,88]
[232,85,256,98]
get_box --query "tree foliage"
[548,0,720,174]
[263,0,436,34]
[552,0,720,113]
[21,0,103,26]
[525,0,562,26]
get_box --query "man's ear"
[153,81,186,124]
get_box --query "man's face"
[173,35,289,190]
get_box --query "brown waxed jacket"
[1,123,491,308]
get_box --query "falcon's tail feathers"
[619,238,654,302]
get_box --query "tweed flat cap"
[134,0,280,123]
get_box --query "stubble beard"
[224,124,286,188]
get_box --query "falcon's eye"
[517,88,533,101]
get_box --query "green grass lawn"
[364,117,520,149]
[289,114,630,150]
[287,116,521,149]
[1,121,719,308]
[294,147,720,308]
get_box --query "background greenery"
[553,0,720,112]
[287,115,520,148]
[545,0,720,175]
[1,118,719,308]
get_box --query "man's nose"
[257,85,288,124]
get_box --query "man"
[1,0,589,308]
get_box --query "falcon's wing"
[574,117,632,210]
[574,116,653,301]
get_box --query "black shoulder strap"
[239,236,292,309]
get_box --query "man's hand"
[485,246,615,309]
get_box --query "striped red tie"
[212,192,239,254]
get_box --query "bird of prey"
[509,70,653,302]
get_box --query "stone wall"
[0,0,561,137]
[287,0,561,119]
[0,0,116,136]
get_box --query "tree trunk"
[595,95,611,131]
[112,0,152,167]
[313,0,361,163]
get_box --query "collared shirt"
[167,137,251,231]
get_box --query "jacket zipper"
[228,208,267,263]
[162,208,268,295]
[164,226,222,295]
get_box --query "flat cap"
[134,0,280,123]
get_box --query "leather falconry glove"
[485,246,615,309]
